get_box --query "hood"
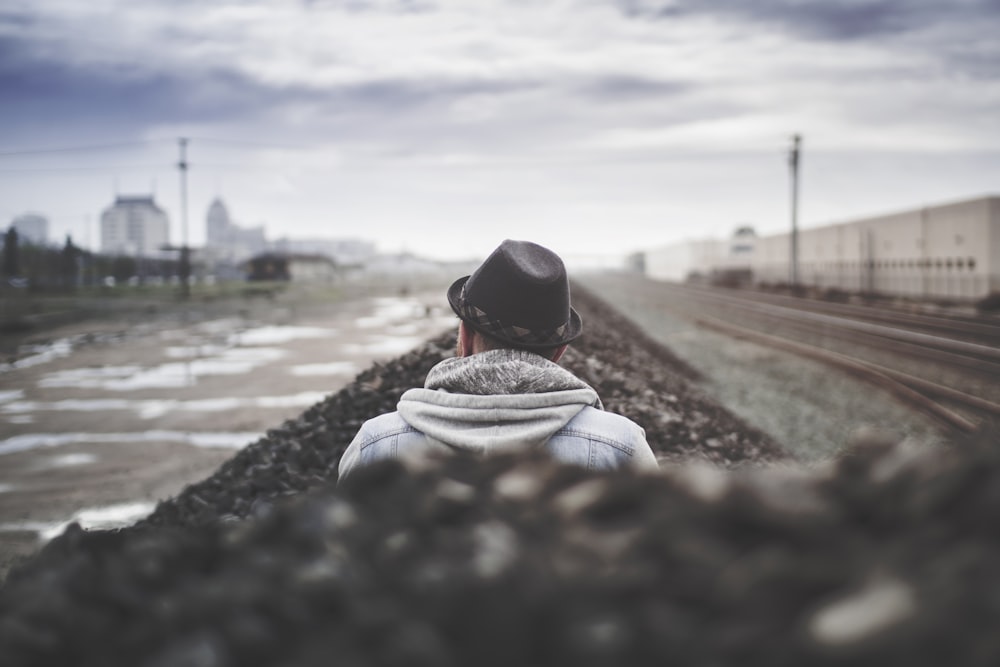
[397,349,601,455]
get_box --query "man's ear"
[458,321,476,357]
[550,344,568,363]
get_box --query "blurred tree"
[61,235,80,290]
[2,227,20,278]
[111,255,137,283]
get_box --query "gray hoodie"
[338,350,658,478]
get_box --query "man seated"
[338,239,658,479]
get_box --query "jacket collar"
[424,349,597,403]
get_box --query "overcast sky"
[2,0,998,263]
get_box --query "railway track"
[681,282,1000,347]
[583,273,1000,434]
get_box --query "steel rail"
[681,288,1000,363]
[676,283,1000,343]
[580,274,996,432]
[695,315,982,433]
[710,301,1000,379]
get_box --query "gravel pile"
[140,283,784,528]
[1,431,996,666]
[8,285,990,665]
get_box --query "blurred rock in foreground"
[1,431,997,666]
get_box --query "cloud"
[303,0,436,12]
[616,0,999,41]
[1,0,997,262]
[680,0,915,40]
[611,0,1000,85]
[0,8,35,28]
[0,37,294,141]
[575,74,690,101]
[1,0,995,159]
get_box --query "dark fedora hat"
[447,239,583,348]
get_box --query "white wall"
[748,196,998,300]
[644,239,726,282]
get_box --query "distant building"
[100,195,170,257]
[752,196,999,299]
[204,198,268,263]
[205,198,232,248]
[10,213,49,246]
[729,226,757,258]
[287,254,338,283]
[273,237,376,266]
[644,237,727,283]
[245,253,290,281]
[641,195,1000,301]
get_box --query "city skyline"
[2,1,998,264]
[5,192,376,264]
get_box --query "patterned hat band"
[457,300,570,346]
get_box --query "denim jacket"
[338,350,658,479]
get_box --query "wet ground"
[0,286,456,576]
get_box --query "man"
[338,239,658,479]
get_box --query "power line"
[0,143,770,174]
[0,164,173,173]
[0,136,309,158]
[0,161,325,173]
[185,136,313,151]
[0,140,166,158]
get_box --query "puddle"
[228,325,334,346]
[254,392,328,408]
[3,391,325,420]
[0,390,25,404]
[355,297,436,328]
[386,323,421,335]
[4,398,141,414]
[290,361,360,376]
[0,319,337,378]
[1,338,74,372]
[38,453,98,469]
[164,345,228,359]
[0,501,157,542]
[344,336,427,356]
[6,415,34,424]
[39,365,144,388]
[38,347,288,390]
[31,324,338,393]
[0,431,262,456]
[192,318,245,336]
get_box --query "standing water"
[0,286,456,575]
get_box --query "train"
[638,195,1000,303]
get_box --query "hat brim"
[447,275,583,349]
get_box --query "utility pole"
[82,214,91,288]
[177,137,190,299]
[789,134,801,288]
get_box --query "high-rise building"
[206,198,231,248]
[10,213,49,246]
[100,195,170,257]
[204,198,268,262]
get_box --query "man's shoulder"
[355,411,418,446]
[550,406,657,470]
[563,406,645,440]
[339,411,425,480]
